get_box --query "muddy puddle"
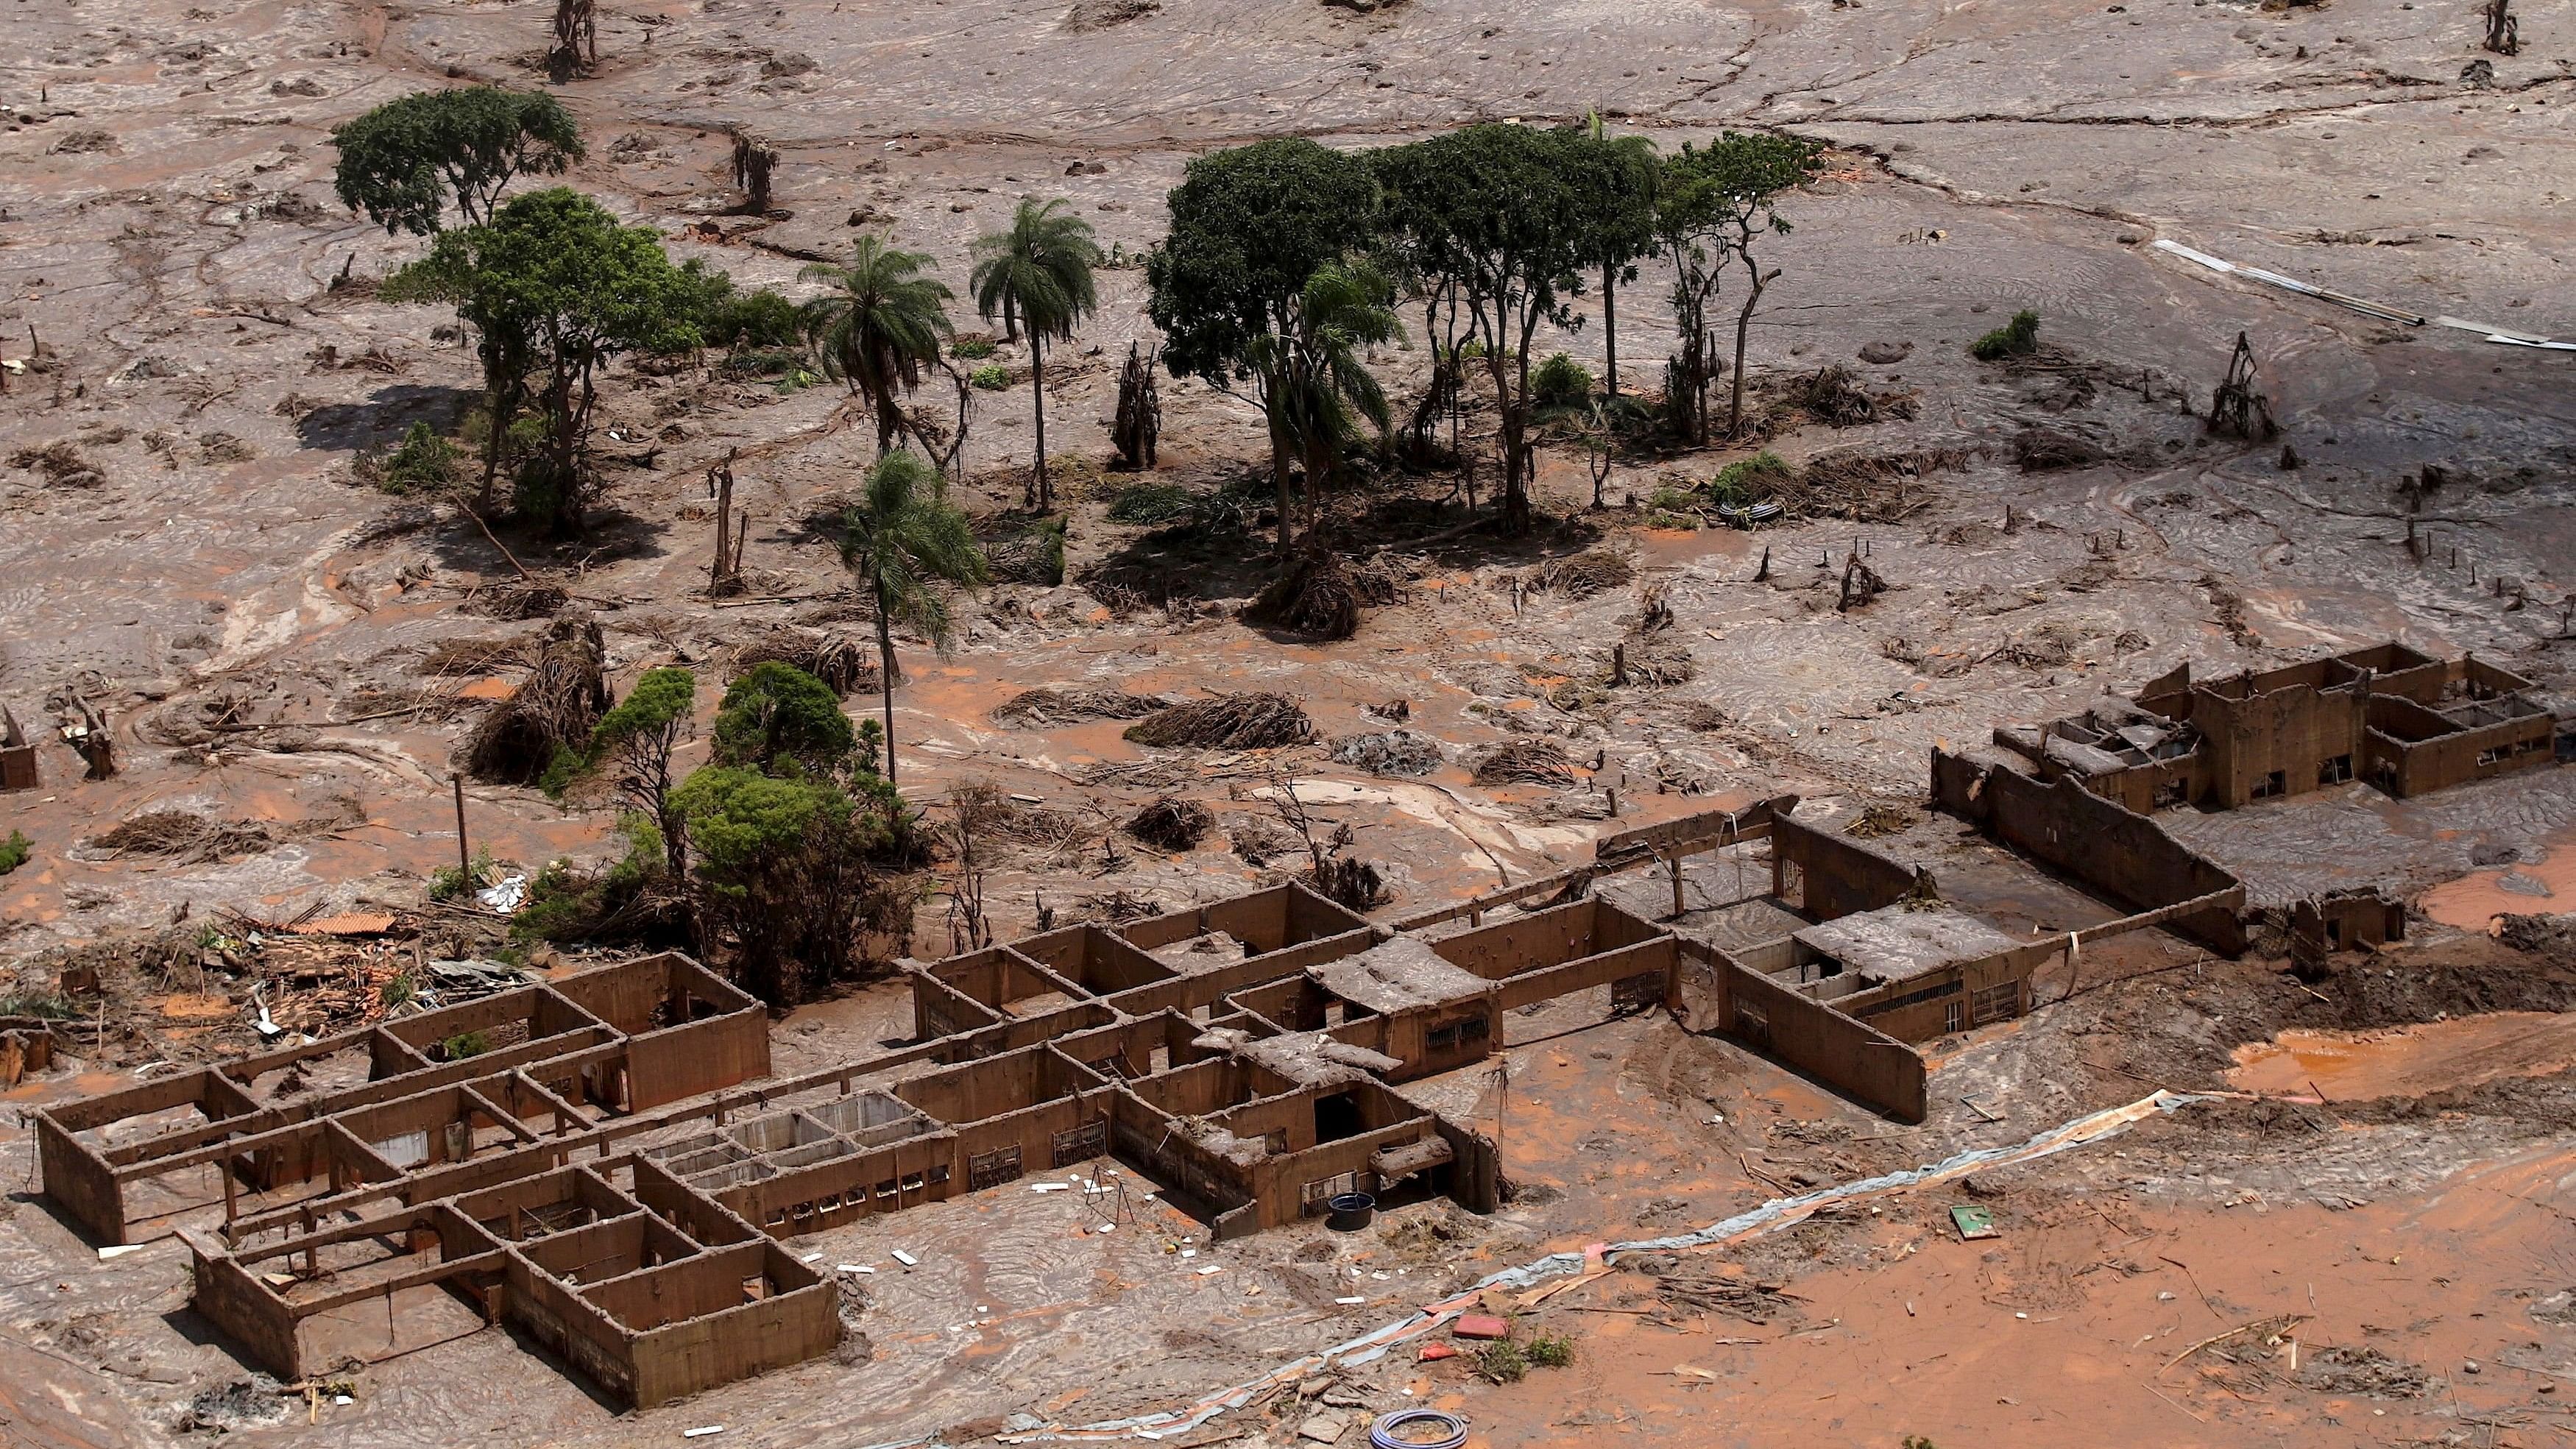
[2228,1011,2576,1099]
[2420,829,2576,932]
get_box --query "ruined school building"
[30,642,2566,1407]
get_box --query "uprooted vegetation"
[990,687,1172,728]
[725,625,879,696]
[1473,739,1579,787]
[1122,692,1314,750]
[460,614,609,785]
[1242,549,1404,640]
[1125,795,1215,851]
[89,810,277,863]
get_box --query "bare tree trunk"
[1728,265,1777,438]
[875,590,900,789]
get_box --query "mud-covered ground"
[1,0,2574,1442]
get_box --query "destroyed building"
[1992,642,2561,812]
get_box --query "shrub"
[1474,1339,1529,1384]
[1532,352,1593,408]
[1709,450,1792,505]
[374,421,464,495]
[0,829,28,875]
[1526,1333,1574,1369]
[952,337,998,360]
[512,814,683,945]
[712,662,855,776]
[428,846,495,902]
[707,287,803,350]
[0,989,82,1019]
[672,765,913,1003]
[440,1030,491,1060]
[1969,308,2040,361]
[969,364,1010,391]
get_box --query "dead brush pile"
[1524,549,1635,600]
[8,439,105,489]
[460,614,608,784]
[1123,692,1313,750]
[952,782,1093,864]
[416,634,537,677]
[990,687,1172,729]
[466,581,570,620]
[91,809,277,863]
[1788,447,1969,522]
[1126,796,1215,852]
[1782,364,1919,427]
[725,625,877,696]
[1242,550,1404,640]
[1473,740,1578,787]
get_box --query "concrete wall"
[1770,815,1919,921]
[2192,678,2366,807]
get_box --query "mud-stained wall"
[1932,750,2247,957]
[1677,941,1927,1123]
[2192,678,2366,808]
[1769,816,1919,921]
[183,1231,304,1378]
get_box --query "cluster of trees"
[341,86,1103,532]
[1149,124,1822,550]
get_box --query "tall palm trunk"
[1027,340,1050,510]
[874,581,900,788]
[1601,263,1618,398]
[1267,405,1295,559]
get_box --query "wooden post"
[1668,854,1685,918]
[452,775,470,874]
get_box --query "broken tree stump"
[2207,331,2278,440]
[732,132,779,214]
[2484,0,2520,54]
[1112,341,1161,469]
[548,0,597,79]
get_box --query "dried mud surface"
[1,0,2574,1444]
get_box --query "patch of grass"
[0,829,29,875]
[428,846,495,903]
[952,337,998,360]
[1968,308,2040,361]
[969,364,1011,391]
[1474,1339,1529,1384]
[1525,1333,1574,1369]
[1710,450,1792,503]
[379,971,416,1010]
[439,1030,491,1060]
[1105,481,1194,525]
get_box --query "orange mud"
[1453,1145,2576,1449]
[2421,829,2576,932]
[2229,1012,2576,1100]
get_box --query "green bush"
[512,815,677,945]
[0,989,81,1020]
[1532,352,1593,408]
[712,662,856,775]
[375,421,464,495]
[707,287,803,350]
[440,1030,491,1060]
[1105,481,1194,525]
[0,829,28,875]
[1474,1339,1529,1384]
[969,364,1010,391]
[1525,1333,1574,1369]
[1709,450,1793,505]
[1969,308,2040,361]
[428,846,495,902]
[952,337,998,360]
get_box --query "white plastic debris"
[1335,1296,1365,1305]
[801,1251,822,1262]
[682,1427,726,1439]
[1031,1182,1071,1193]
[837,1264,873,1275]
[1181,1249,1197,1259]
[477,874,528,913]
[1195,1265,1222,1276]
[98,1244,146,1261]
[891,1249,919,1266]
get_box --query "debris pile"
[1524,550,1635,599]
[1331,729,1443,777]
[726,625,878,696]
[1473,740,1578,787]
[1783,364,1918,426]
[461,614,609,784]
[90,810,277,864]
[991,687,1172,728]
[1127,796,1215,852]
[1243,550,1403,640]
[1124,692,1314,750]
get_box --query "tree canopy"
[330,87,583,236]
[386,188,704,532]
[710,661,859,776]
[971,198,1100,509]
[1657,132,1824,436]
[1374,124,1596,534]
[800,235,956,455]
[842,450,986,789]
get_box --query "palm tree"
[799,235,955,456]
[969,199,1101,510]
[1245,261,1400,549]
[841,450,987,790]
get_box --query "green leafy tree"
[1657,132,1822,439]
[670,766,906,1004]
[587,667,697,874]
[799,235,957,456]
[841,450,988,790]
[330,87,583,236]
[711,661,857,776]
[386,189,706,532]
[1568,116,1659,400]
[1241,261,1401,542]
[1374,124,1596,536]
[970,199,1101,510]
[1145,138,1381,556]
